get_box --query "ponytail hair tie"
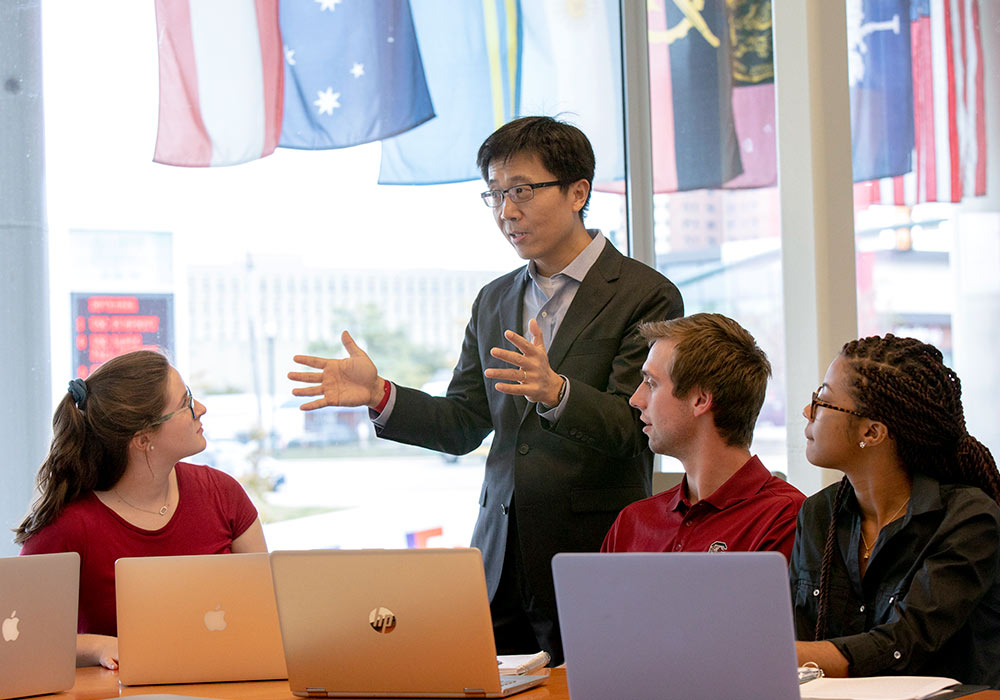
[67,378,88,409]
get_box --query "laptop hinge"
[305,689,328,697]
[463,690,487,698]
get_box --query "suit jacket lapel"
[495,269,530,416]
[545,244,622,371]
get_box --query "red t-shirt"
[601,456,805,560]
[20,462,258,636]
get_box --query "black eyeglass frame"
[808,390,865,422]
[153,385,195,425]
[480,180,565,208]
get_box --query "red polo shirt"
[601,456,805,560]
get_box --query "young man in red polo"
[602,313,805,558]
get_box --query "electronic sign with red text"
[71,293,174,378]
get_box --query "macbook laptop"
[115,552,286,685]
[552,551,801,700]
[0,552,78,700]
[269,548,548,698]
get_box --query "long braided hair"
[813,334,1000,639]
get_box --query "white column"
[773,0,859,495]
[619,0,655,267]
[0,0,50,555]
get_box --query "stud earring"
[859,441,867,449]
[149,445,155,451]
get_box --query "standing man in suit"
[288,116,683,664]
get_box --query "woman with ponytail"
[790,335,1000,686]
[15,351,266,670]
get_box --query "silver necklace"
[114,487,170,516]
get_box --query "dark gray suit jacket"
[377,242,683,609]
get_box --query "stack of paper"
[800,676,959,700]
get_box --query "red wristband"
[373,379,391,413]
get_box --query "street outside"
[258,451,486,552]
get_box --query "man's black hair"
[476,116,595,218]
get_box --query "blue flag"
[848,0,914,182]
[280,0,434,150]
[378,0,521,185]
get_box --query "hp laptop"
[552,551,801,700]
[0,552,78,700]
[115,552,286,685]
[269,548,548,698]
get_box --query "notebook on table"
[269,548,548,698]
[0,552,78,700]
[552,551,801,700]
[115,552,286,686]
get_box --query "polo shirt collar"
[670,455,771,512]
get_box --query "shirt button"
[518,444,529,455]
[894,651,902,660]
[813,589,820,597]
[889,596,895,604]
[674,545,682,551]
[859,605,865,613]
[541,311,548,318]
[684,521,692,527]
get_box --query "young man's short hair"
[639,313,771,448]
[476,116,595,218]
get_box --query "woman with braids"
[790,334,1000,686]
[15,351,266,671]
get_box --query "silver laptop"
[552,551,801,700]
[0,553,78,700]
[115,552,287,685]
[269,548,548,698]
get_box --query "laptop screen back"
[552,551,801,700]
[115,552,286,685]
[270,548,507,697]
[0,553,78,700]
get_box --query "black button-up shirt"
[790,472,1000,687]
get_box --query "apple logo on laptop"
[203,605,227,632]
[368,607,396,634]
[2,611,19,642]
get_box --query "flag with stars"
[279,0,433,150]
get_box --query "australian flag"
[280,0,434,150]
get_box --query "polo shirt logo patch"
[707,541,728,552]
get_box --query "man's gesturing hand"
[289,330,384,410]
[485,318,565,407]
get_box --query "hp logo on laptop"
[369,607,397,634]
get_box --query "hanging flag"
[153,0,283,167]
[652,0,742,192]
[595,0,742,195]
[519,0,624,187]
[847,0,914,183]
[852,0,986,207]
[723,0,776,190]
[378,0,520,185]
[280,0,433,150]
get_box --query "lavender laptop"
[552,551,801,700]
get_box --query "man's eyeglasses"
[480,181,564,208]
[153,386,195,425]
[808,390,865,422]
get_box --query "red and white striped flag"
[153,0,284,167]
[854,0,985,208]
